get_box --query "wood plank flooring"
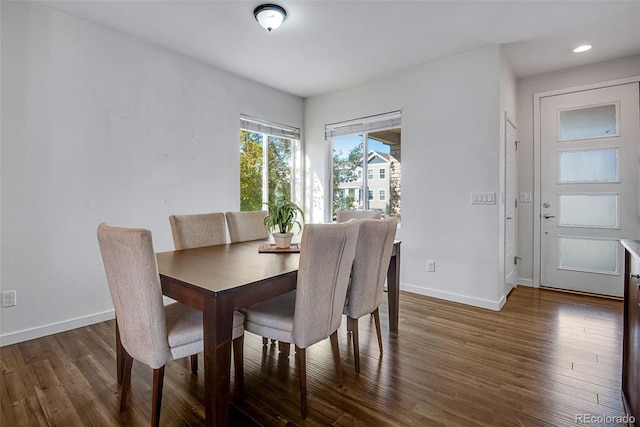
[0,286,626,426]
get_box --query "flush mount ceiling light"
[254,4,287,32]
[573,44,592,53]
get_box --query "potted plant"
[264,196,305,248]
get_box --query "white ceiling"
[36,1,640,98]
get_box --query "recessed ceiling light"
[573,45,592,53]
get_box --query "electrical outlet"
[427,260,435,272]
[2,290,16,308]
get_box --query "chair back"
[336,210,383,223]
[97,223,171,369]
[293,222,359,348]
[345,217,398,319]
[169,212,226,249]
[225,211,269,242]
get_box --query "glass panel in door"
[558,103,618,140]
[558,148,619,183]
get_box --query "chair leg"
[330,331,344,385]
[151,366,165,427]
[119,350,134,412]
[190,354,198,375]
[372,308,383,354]
[262,337,268,346]
[295,346,308,419]
[347,316,360,373]
[116,319,124,385]
[278,341,291,357]
[233,335,244,399]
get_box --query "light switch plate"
[519,192,533,203]
[471,192,496,205]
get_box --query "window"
[240,116,301,211]
[328,111,402,221]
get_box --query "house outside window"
[328,111,402,221]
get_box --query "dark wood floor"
[0,286,626,426]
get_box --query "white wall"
[516,56,640,286]
[0,2,303,345]
[0,1,3,333]
[305,45,509,310]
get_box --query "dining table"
[141,239,401,426]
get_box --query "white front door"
[505,118,518,295]
[540,83,640,296]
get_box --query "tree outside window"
[332,140,363,214]
[240,130,293,211]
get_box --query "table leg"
[203,295,234,427]
[387,242,401,331]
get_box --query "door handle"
[543,214,556,219]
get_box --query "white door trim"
[533,76,640,288]
[502,112,518,299]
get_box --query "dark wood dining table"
[152,239,401,426]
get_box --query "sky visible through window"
[333,134,388,157]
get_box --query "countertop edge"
[621,239,640,258]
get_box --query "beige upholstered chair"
[97,223,244,426]
[225,210,269,242]
[168,212,245,392]
[344,217,397,373]
[241,222,360,418]
[336,209,383,223]
[169,212,227,249]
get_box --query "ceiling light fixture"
[253,4,287,32]
[573,44,592,53]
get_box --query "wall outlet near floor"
[427,260,436,272]
[2,290,17,308]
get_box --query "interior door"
[540,83,640,296]
[505,118,518,295]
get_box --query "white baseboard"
[0,309,115,347]
[516,277,534,287]
[401,283,504,311]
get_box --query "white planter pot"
[273,232,294,248]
